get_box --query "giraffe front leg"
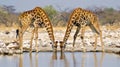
[30,28,35,53]
[73,27,80,51]
[19,31,23,52]
[35,27,39,52]
[19,25,29,52]
[100,31,104,52]
[94,33,98,51]
[81,27,86,52]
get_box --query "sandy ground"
[0,26,120,55]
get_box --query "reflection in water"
[72,52,105,67]
[52,51,57,60]
[29,53,33,67]
[1,52,120,67]
[35,53,38,67]
[81,53,86,67]
[50,51,69,67]
[18,52,105,67]
[72,52,76,67]
[50,51,57,67]
[72,52,86,67]
[94,52,98,67]
[29,53,38,67]
[60,51,69,67]
[19,54,23,67]
[93,52,105,67]
[100,52,105,67]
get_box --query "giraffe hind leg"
[89,24,99,51]
[73,27,80,51]
[89,22,104,51]
[94,33,98,51]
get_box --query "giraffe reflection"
[29,53,38,67]
[81,53,86,67]
[18,52,105,67]
[19,54,23,67]
[50,51,69,67]
[94,52,105,67]
[71,52,105,67]
[60,51,69,67]
[50,51,57,67]
[29,53,33,67]
[72,52,86,67]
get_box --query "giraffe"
[18,7,57,52]
[60,8,104,52]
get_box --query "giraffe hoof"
[93,47,97,52]
[83,48,86,52]
[36,49,39,53]
[71,47,74,52]
[83,49,86,52]
[102,49,105,52]
[81,47,86,52]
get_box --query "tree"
[43,5,59,26]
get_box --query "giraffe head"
[51,41,58,51]
[59,41,66,50]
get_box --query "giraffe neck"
[62,9,78,45]
[63,20,74,45]
[39,8,55,44]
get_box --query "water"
[0,52,120,67]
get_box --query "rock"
[15,50,23,54]
[8,49,14,55]
[6,41,19,49]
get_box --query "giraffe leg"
[94,33,98,51]
[73,27,80,51]
[100,31,104,52]
[30,28,35,53]
[19,24,29,52]
[81,27,86,52]
[19,29,23,52]
[34,27,38,52]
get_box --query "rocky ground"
[0,26,120,55]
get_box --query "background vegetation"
[0,5,120,27]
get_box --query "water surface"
[0,52,120,67]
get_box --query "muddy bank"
[0,26,120,55]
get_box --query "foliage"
[0,5,18,27]
[0,5,120,27]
